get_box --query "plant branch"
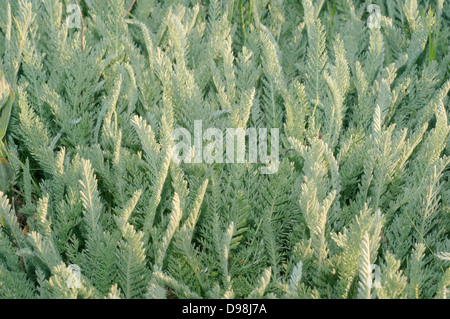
[125,0,136,16]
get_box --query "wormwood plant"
[0,0,449,299]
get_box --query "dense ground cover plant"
[0,0,449,299]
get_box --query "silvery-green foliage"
[0,0,449,299]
